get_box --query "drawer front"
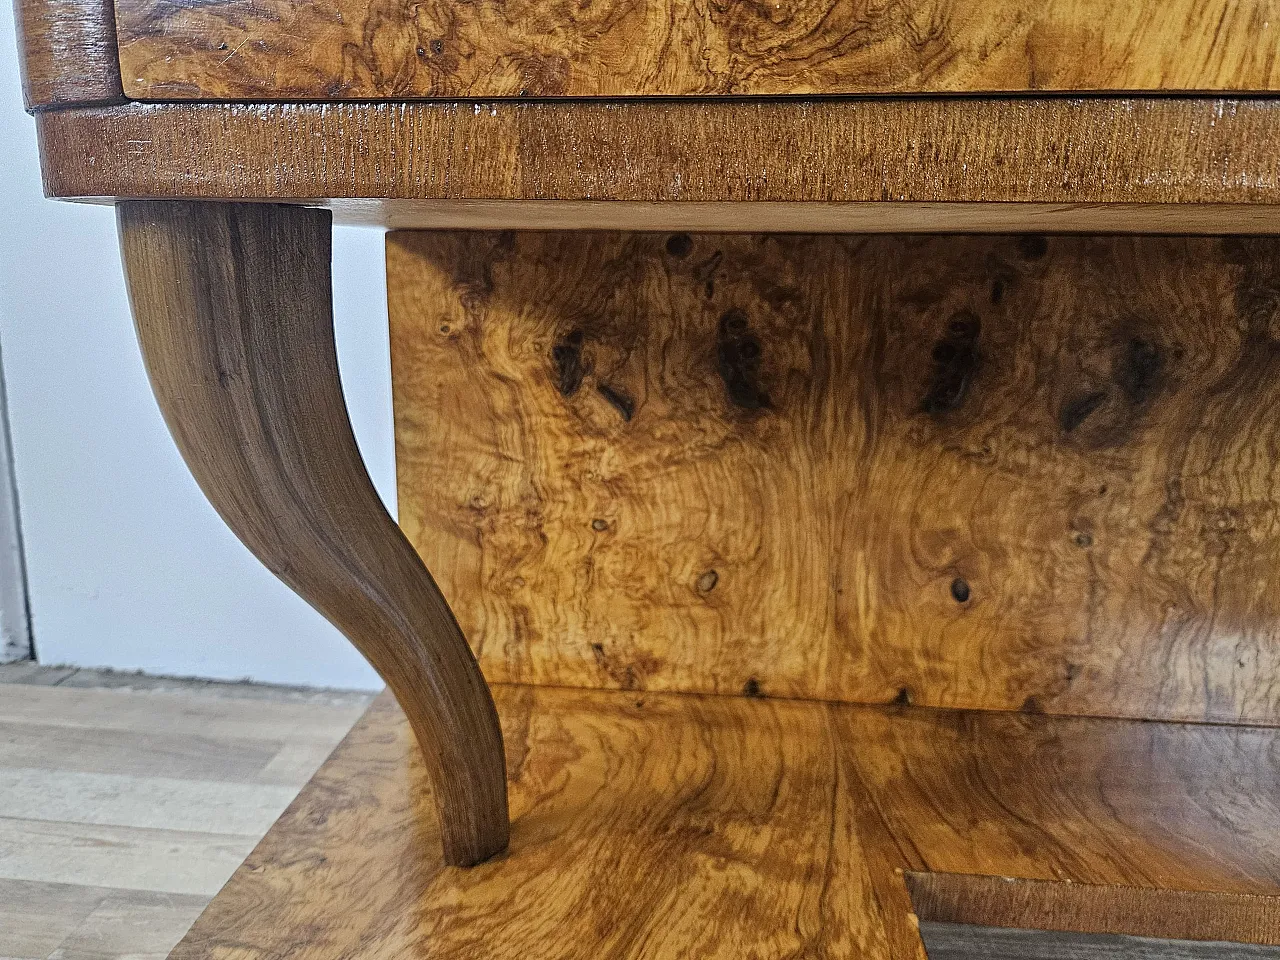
[116,0,1280,100]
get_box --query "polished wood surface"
[390,231,1280,724]
[36,100,1280,213]
[118,201,508,866]
[14,0,124,109]
[114,0,1280,100]
[917,923,1280,960]
[170,687,1280,960]
[909,874,1280,945]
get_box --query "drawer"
[114,0,1280,100]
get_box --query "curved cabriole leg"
[117,200,509,867]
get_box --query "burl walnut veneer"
[13,0,1280,956]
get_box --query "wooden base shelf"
[172,686,1280,959]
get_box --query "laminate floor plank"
[0,767,299,834]
[0,877,109,959]
[0,722,282,784]
[48,891,209,960]
[0,684,370,744]
[0,672,372,960]
[0,816,259,896]
[49,670,371,704]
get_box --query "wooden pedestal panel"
[389,232,1280,724]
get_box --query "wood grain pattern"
[916,923,1280,959]
[170,687,1280,960]
[112,0,1280,100]
[0,816,257,896]
[117,201,508,866]
[49,890,209,960]
[909,874,1280,944]
[0,878,117,959]
[14,0,124,110]
[0,720,282,784]
[390,231,1280,724]
[0,683,368,745]
[322,200,1280,235]
[0,675,367,960]
[35,100,1280,209]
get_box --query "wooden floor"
[0,663,372,960]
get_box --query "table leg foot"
[117,200,509,867]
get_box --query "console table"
[14,0,1280,956]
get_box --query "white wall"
[0,13,388,689]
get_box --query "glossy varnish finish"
[170,688,1280,960]
[118,201,508,866]
[390,231,1280,724]
[14,0,124,109]
[35,100,1280,211]
[916,923,1280,959]
[909,874,1280,944]
[113,0,1280,100]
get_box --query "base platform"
[171,686,1280,959]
